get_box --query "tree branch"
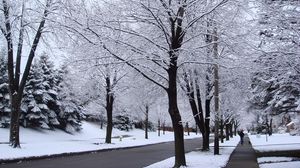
[182,0,228,37]
[140,3,171,48]
[2,0,15,94]
[15,0,26,90]
[19,0,52,99]
[103,25,168,52]
[103,45,168,91]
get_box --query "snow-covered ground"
[146,133,300,168]
[0,121,241,168]
[145,136,240,168]
[249,133,300,152]
[249,133,300,168]
[0,121,199,161]
[4,124,299,168]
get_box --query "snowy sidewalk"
[225,135,259,168]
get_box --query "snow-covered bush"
[133,120,155,131]
[56,65,83,133]
[114,114,133,131]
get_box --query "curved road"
[1,138,202,168]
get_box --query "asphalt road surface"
[1,138,202,168]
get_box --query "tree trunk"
[105,77,114,144]
[225,123,230,140]
[203,99,211,151]
[229,123,233,138]
[169,104,185,167]
[168,62,186,167]
[234,127,237,136]
[234,123,238,136]
[220,119,224,143]
[163,121,165,135]
[9,95,21,148]
[195,75,210,151]
[171,117,185,168]
[145,104,149,139]
[158,119,161,136]
[100,117,103,129]
[269,118,273,136]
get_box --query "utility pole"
[213,25,220,155]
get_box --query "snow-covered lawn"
[249,133,300,168]
[0,121,199,161]
[249,133,300,152]
[145,136,240,168]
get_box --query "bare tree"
[181,69,211,150]
[104,68,117,143]
[68,46,127,144]
[127,76,163,139]
[108,1,228,166]
[0,0,53,148]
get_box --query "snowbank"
[145,136,240,168]
[249,133,300,152]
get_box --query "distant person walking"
[238,129,245,145]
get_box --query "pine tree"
[114,111,133,131]
[38,54,60,127]
[20,55,82,131]
[21,55,61,129]
[0,54,10,128]
[20,62,49,128]
[56,65,82,133]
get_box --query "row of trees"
[58,1,253,167]
[0,53,82,132]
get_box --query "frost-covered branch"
[102,45,168,91]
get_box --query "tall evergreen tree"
[20,62,49,128]
[0,54,10,128]
[38,54,60,128]
[56,65,82,133]
[20,56,82,131]
[21,55,61,129]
